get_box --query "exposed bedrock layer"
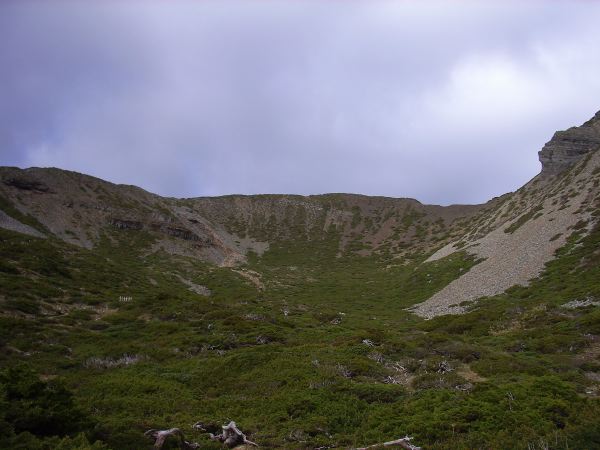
[539,110,600,175]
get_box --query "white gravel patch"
[176,274,212,296]
[0,209,45,238]
[425,242,459,263]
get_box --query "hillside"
[1,111,600,449]
[0,166,483,262]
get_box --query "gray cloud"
[1,1,600,204]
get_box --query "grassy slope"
[1,197,600,449]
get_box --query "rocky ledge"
[539,110,600,175]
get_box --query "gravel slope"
[0,209,45,238]
[412,151,600,318]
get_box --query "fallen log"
[144,428,200,449]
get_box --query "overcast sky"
[1,1,600,205]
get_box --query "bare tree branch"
[146,420,259,449]
[206,421,259,448]
[354,436,421,450]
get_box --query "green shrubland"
[1,213,600,449]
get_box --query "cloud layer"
[2,1,600,204]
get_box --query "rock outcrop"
[3,176,50,193]
[539,110,600,175]
[110,218,144,230]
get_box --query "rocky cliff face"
[538,111,600,175]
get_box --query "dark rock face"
[110,217,213,244]
[164,226,202,242]
[3,177,50,193]
[539,111,600,175]
[110,218,144,230]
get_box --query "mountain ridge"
[0,165,484,265]
[1,111,600,316]
[2,110,600,449]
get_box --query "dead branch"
[204,420,259,448]
[354,436,421,450]
[144,428,200,449]
[145,420,258,449]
